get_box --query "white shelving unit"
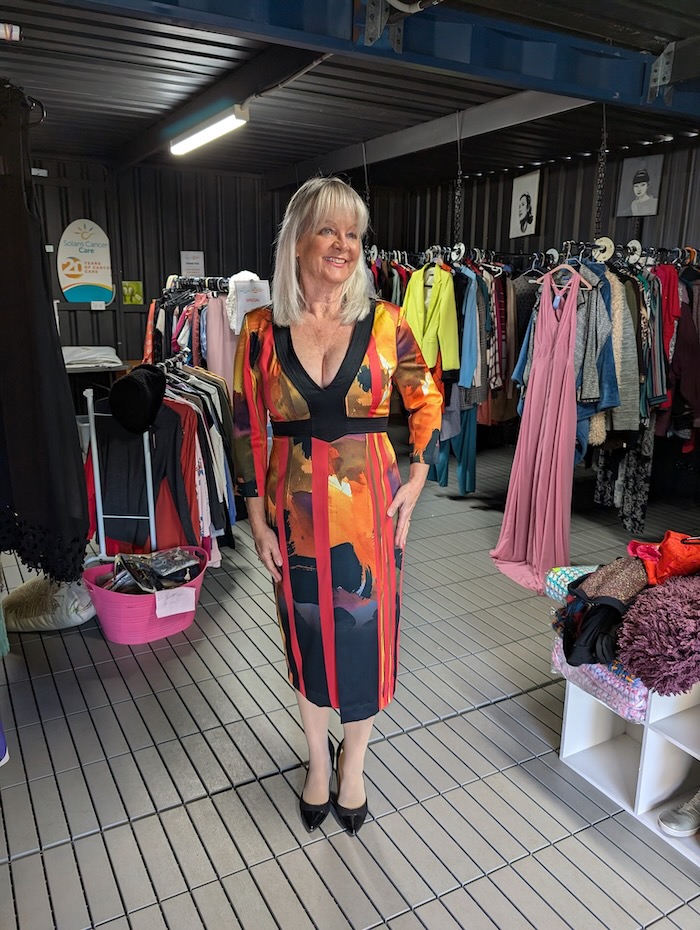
[560,678,700,866]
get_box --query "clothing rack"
[167,276,229,292]
[83,387,157,563]
[157,349,188,372]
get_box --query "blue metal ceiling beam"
[58,0,700,118]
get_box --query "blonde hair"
[271,176,373,326]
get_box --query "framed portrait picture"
[509,170,540,239]
[615,154,663,217]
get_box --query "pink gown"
[490,272,580,593]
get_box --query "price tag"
[155,586,195,618]
[90,301,106,310]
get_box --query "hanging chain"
[594,103,608,238]
[453,111,463,244]
[362,142,371,211]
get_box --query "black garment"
[512,274,539,348]
[562,603,623,666]
[165,384,227,535]
[95,400,198,548]
[0,82,88,581]
[453,271,469,348]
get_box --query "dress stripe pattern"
[233,301,441,722]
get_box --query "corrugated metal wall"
[367,145,700,255]
[33,159,274,360]
[32,144,700,361]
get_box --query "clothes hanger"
[26,94,47,127]
[537,261,593,290]
[523,251,544,275]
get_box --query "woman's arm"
[246,496,283,582]
[387,462,430,549]
[389,307,443,547]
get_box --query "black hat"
[633,168,650,184]
[108,364,166,433]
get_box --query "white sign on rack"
[180,250,205,276]
[235,280,271,332]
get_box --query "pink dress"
[490,272,580,593]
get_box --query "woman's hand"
[387,463,429,549]
[246,497,283,582]
[253,524,283,582]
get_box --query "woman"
[518,192,533,234]
[630,168,658,216]
[232,176,441,835]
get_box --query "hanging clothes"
[0,83,88,582]
[491,270,581,593]
[205,295,238,398]
[84,366,236,561]
[594,413,657,535]
[402,263,460,379]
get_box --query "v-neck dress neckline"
[549,274,577,322]
[273,302,376,404]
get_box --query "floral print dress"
[233,301,441,722]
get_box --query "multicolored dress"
[233,300,441,722]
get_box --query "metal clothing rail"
[167,276,229,292]
[84,388,157,564]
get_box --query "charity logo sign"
[57,219,115,304]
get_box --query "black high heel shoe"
[333,739,368,836]
[299,736,334,833]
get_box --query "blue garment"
[427,407,477,494]
[200,306,208,362]
[577,261,619,415]
[456,266,479,389]
[575,261,620,462]
[476,275,492,334]
[512,310,536,417]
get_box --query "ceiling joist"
[265,90,592,189]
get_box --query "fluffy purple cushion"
[618,575,700,696]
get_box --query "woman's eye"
[347,232,358,239]
[320,227,334,235]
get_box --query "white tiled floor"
[1,442,699,929]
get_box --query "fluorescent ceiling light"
[170,105,249,156]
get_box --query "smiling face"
[633,181,648,200]
[296,214,361,292]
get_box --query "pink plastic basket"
[82,547,208,645]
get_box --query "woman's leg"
[338,715,375,808]
[296,690,332,803]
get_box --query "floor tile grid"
[2,446,700,928]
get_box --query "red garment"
[142,299,157,364]
[628,531,700,585]
[192,304,202,367]
[655,264,681,360]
